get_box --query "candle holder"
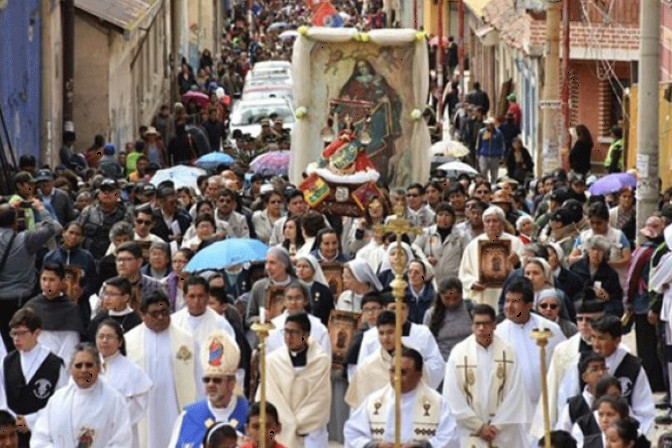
[531,328,553,448]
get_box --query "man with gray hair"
[458,205,524,309]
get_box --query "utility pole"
[62,0,75,127]
[539,0,562,176]
[437,0,444,124]
[636,0,660,243]
[171,0,183,103]
[458,0,465,100]
[560,0,571,170]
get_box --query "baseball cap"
[34,169,54,183]
[140,183,157,196]
[100,178,119,191]
[13,171,35,184]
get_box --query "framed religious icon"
[478,240,512,287]
[266,286,286,320]
[320,262,344,298]
[64,265,83,304]
[328,310,361,364]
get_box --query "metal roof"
[75,0,161,33]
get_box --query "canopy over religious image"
[289,27,431,188]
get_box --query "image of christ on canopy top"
[335,59,403,182]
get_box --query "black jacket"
[569,258,624,316]
[569,140,593,175]
[151,208,192,242]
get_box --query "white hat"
[201,331,240,377]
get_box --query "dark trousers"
[0,298,22,351]
[636,314,666,391]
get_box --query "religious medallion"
[176,345,193,361]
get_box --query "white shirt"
[495,313,566,407]
[267,311,331,356]
[357,322,445,389]
[38,330,80,367]
[32,380,132,447]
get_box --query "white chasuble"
[125,323,196,448]
[458,233,524,309]
[258,341,331,448]
[444,335,531,448]
[495,314,565,407]
[357,323,445,389]
[344,383,458,447]
[172,307,236,398]
[31,380,132,447]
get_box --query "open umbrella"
[184,239,269,272]
[150,165,206,190]
[431,140,470,158]
[268,22,289,32]
[279,30,299,40]
[181,91,210,110]
[436,161,479,175]
[195,152,235,170]
[588,172,637,196]
[250,150,290,176]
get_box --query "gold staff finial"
[531,327,553,448]
[373,204,422,447]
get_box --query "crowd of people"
[0,1,665,448]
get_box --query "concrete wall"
[73,14,110,153]
[186,0,215,70]
[41,0,63,168]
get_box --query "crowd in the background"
[0,1,663,448]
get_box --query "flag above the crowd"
[307,0,344,27]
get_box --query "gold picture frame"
[320,261,344,298]
[478,239,512,288]
[328,310,361,364]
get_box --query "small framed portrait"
[328,310,361,364]
[266,286,286,320]
[478,240,512,288]
[64,265,83,303]
[320,261,344,298]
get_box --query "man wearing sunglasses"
[169,332,248,448]
[125,291,197,448]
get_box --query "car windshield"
[231,104,295,125]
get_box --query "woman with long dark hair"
[424,278,472,361]
[570,124,594,175]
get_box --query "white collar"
[109,306,134,317]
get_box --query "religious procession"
[0,0,669,447]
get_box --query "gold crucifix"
[373,201,421,448]
[493,351,514,405]
[455,355,477,406]
[532,328,553,448]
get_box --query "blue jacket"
[175,397,248,448]
[476,127,505,158]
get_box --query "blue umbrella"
[195,152,235,170]
[588,172,637,196]
[184,239,269,272]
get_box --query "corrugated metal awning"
[75,0,161,34]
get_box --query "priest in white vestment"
[344,347,458,447]
[96,319,153,448]
[345,310,429,410]
[530,299,605,440]
[172,276,236,398]
[444,304,531,448]
[258,312,331,448]
[125,291,197,448]
[458,206,523,309]
[357,296,445,389]
[266,282,331,356]
[495,276,565,409]
[32,343,132,447]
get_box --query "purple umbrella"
[588,172,637,196]
[250,150,290,176]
